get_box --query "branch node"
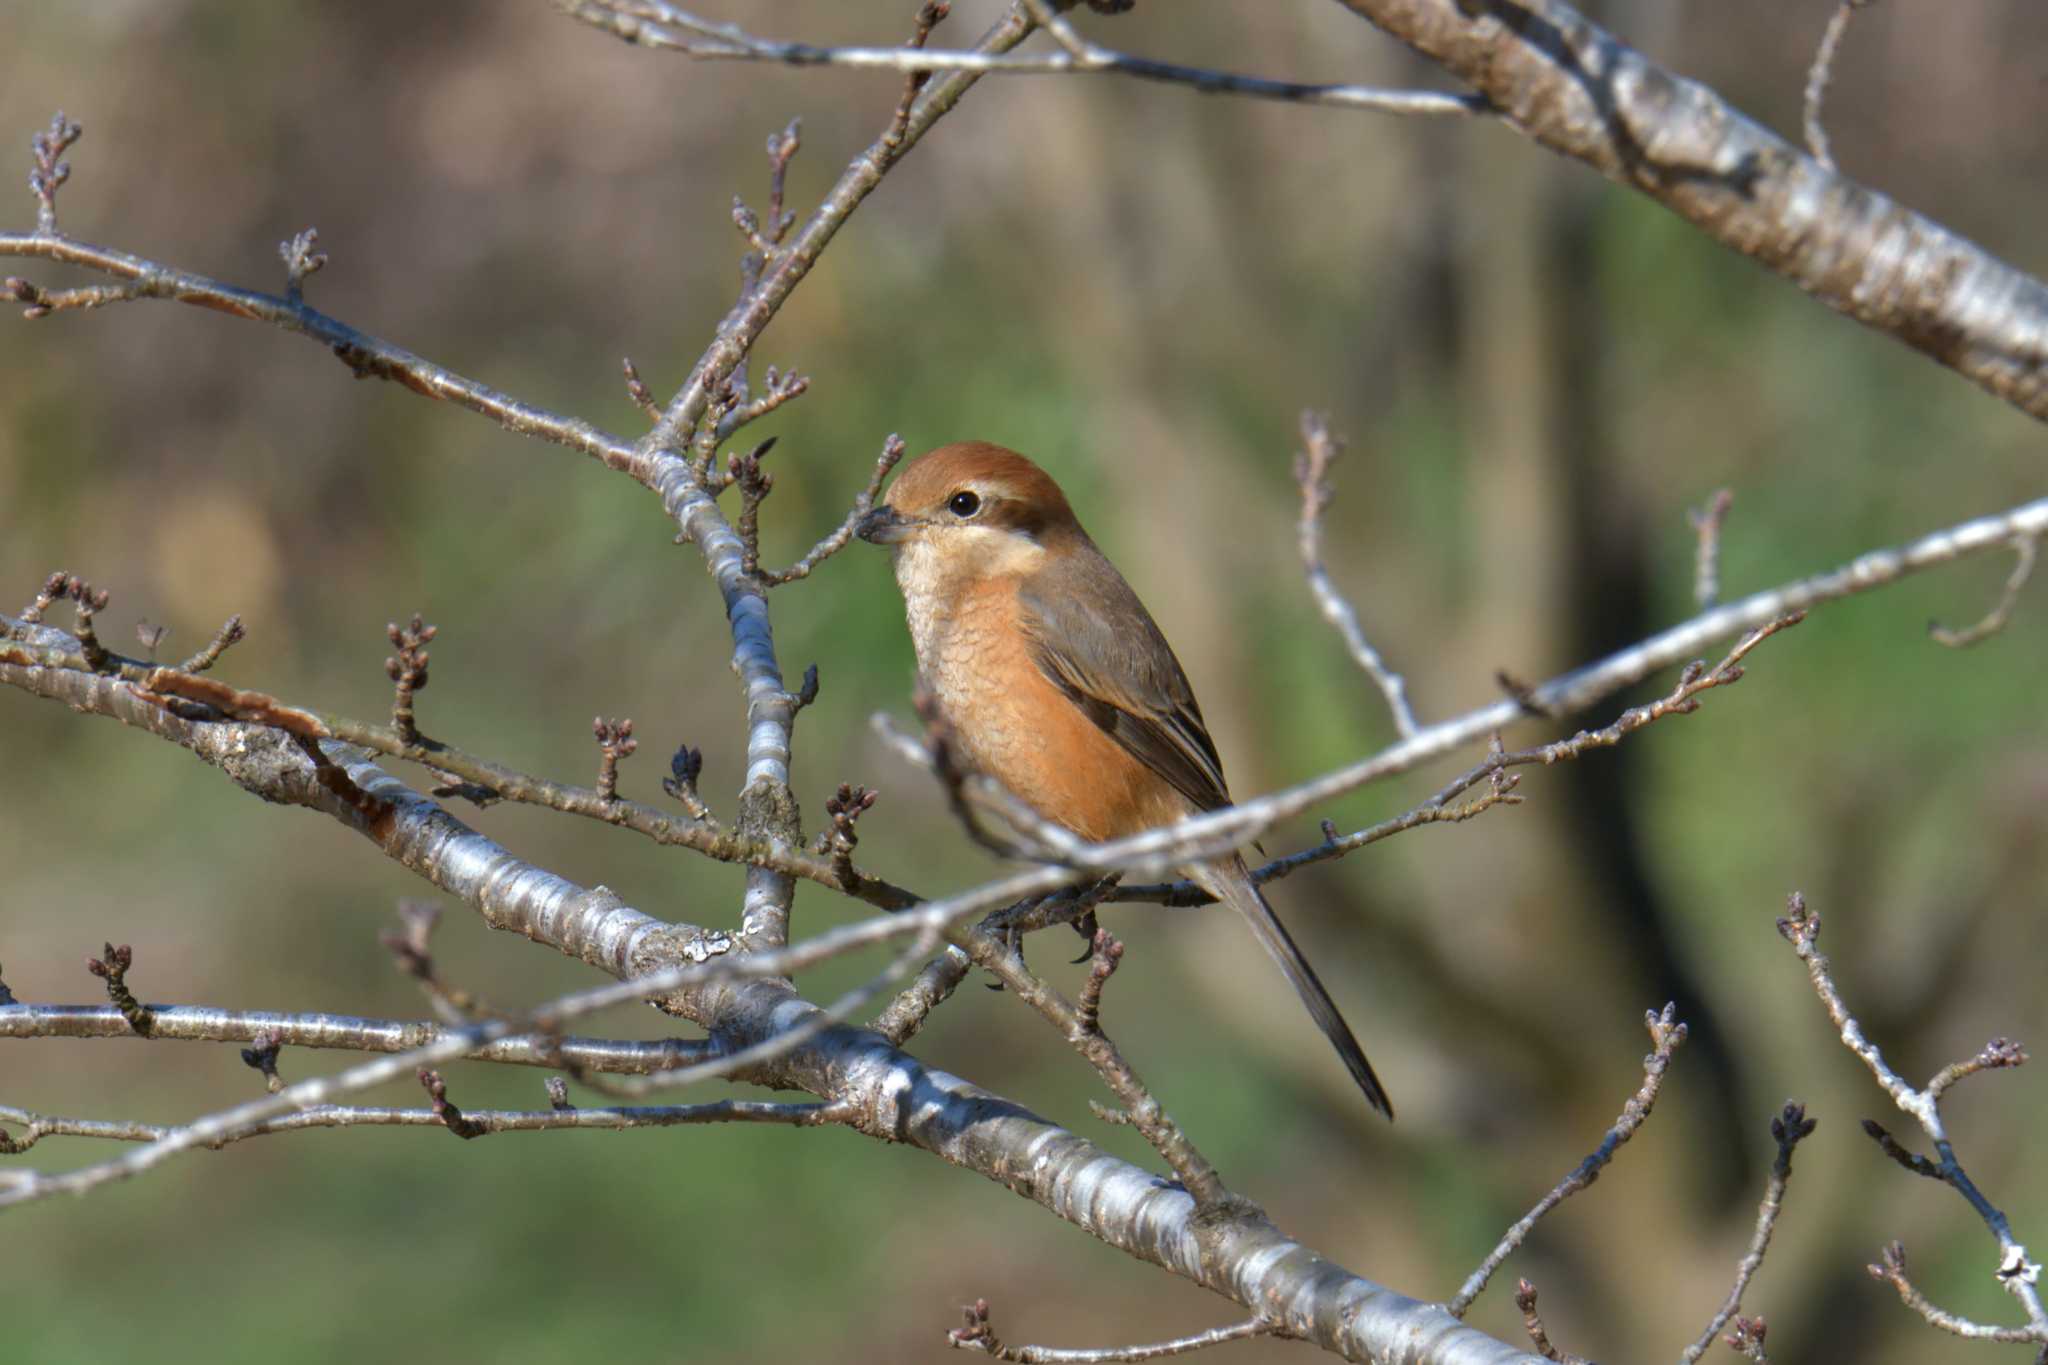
[884,5,951,156]
[663,742,711,821]
[1723,1315,1769,1362]
[86,942,154,1035]
[764,117,801,244]
[759,432,906,586]
[417,1067,486,1139]
[1511,1280,1589,1365]
[28,111,83,235]
[63,574,114,670]
[239,1030,286,1094]
[947,1298,1003,1358]
[1803,1,1875,173]
[278,227,326,305]
[1075,928,1124,1035]
[383,612,437,744]
[1930,534,2038,648]
[592,716,638,802]
[1774,891,1818,948]
[1294,410,1419,737]
[380,899,493,1022]
[789,661,820,714]
[1928,1036,2029,1103]
[730,436,778,575]
[819,782,879,885]
[1688,488,1735,609]
[17,570,71,624]
[176,614,246,674]
[621,355,662,421]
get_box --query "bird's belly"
[913,612,1188,843]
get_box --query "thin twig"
[1121,611,1802,908]
[947,1296,1278,1362]
[1449,1004,1687,1316]
[1689,488,1735,610]
[4,619,919,911]
[1803,1,1873,173]
[1680,1103,1818,1363]
[955,920,1226,1209]
[1511,1281,1591,1365]
[1295,411,1419,738]
[1930,534,2037,647]
[0,1001,713,1072]
[1777,894,2048,1338]
[870,946,972,1046]
[0,1097,843,1153]
[563,0,1486,118]
[175,615,245,674]
[1867,1242,2048,1345]
[760,434,907,584]
[0,909,962,1205]
[86,943,155,1036]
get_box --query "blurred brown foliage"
[2,2,2046,1361]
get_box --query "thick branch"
[1332,0,2048,426]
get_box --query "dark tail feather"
[1193,859,1393,1120]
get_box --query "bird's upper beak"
[855,504,913,545]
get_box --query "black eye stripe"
[948,490,982,517]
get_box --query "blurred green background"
[3,2,2045,1361]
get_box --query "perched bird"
[856,441,1392,1119]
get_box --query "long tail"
[1190,858,1393,1120]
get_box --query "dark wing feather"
[1016,542,1231,813]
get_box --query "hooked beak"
[855,504,912,545]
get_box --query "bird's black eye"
[947,490,982,518]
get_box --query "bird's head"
[856,442,1082,586]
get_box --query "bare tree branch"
[0,1001,711,1072]
[0,1097,842,1152]
[1295,411,1420,739]
[948,1297,1279,1362]
[1330,0,2048,428]
[1778,894,2048,1343]
[1930,533,2038,648]
[1681,1103,1818,1363]
[1449,1004,1688,1317]
[1510,1281,1589,1365]
[1803,1,1874,173]
[562,0,1485,117]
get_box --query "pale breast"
[899,570,1191,843]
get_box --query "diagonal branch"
[1777,894,2048,1343]
[1329,0,2048,428]
[564,0,1485,117]
[626,2,1035,955]
[1449,1005,1687,1317]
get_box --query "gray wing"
[1016,544,1231,814]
